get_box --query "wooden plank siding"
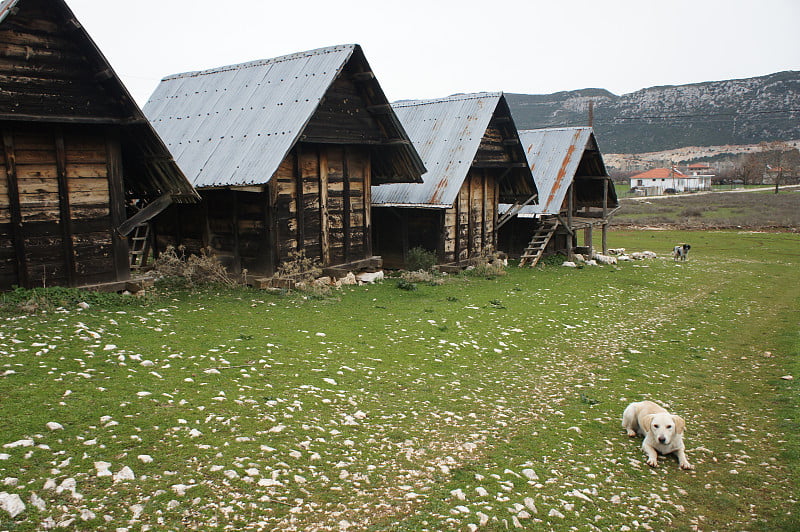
[154,144,374,277]
[0,0,128,121]
[0,124,125,289]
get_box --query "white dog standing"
[622,400,694,470]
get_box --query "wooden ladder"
[519,218,559,267]
[129,223,151,270]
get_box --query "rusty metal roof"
[144,44,423,189]
[501,127,613,216]
[372,92,533,207]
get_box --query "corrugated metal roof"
[519,127,593,214]
[145,45,352,188]
[371,92,504,207]
[144,44,424,189]
[499,126,616,217]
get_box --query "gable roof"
[631,168,689,180]
[0,0,198,202]
[371,92,535,208]
[144,44,424,189]
[500,127,616,217]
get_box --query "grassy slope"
[0,230,798,531]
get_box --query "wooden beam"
[294,147,304,249]
[342,147,351,263]
[363,153,372,257]
[54,131,77,287]
[471,161,528,169]
[319,148,330,266]
[2,130,29,288]
[106,135,130,282]
[116,193,173,236]
[0,114,143,125]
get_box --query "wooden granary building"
[497,127,618,265]
[0,0,198,290]
[144,44,425,278]
[371,93,536,269]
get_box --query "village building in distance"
[144,44,425,282]
[371,93,536,270]
[0,0,198,291]
[629,166,713,196]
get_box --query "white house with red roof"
[630,167,712,195]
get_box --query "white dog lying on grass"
[622,400,694,470]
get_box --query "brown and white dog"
[672,243,691,261]
[622,400,693,470]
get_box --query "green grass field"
[1,230,798,531]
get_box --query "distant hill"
[506,71,800,153]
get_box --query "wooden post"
[585,225,593,255]
[2,130,29,288]
[363,152,372,257]
[106,135,130,282]
[602,178,609,254]
[566,183,574,260]
[231,190,241,273]
[294,146,304,250]
[319,148,330,266]
[342,147,351,263]
[454,187,462,262]
[54,131,77,287]
[481,170,487,255]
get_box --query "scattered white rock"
[524,497,538,513]
[46,422,63,431]
[137,455,153,464]
[0,491,25,518]
[30,493,46,511]
[781,375,793,381]
[451,488,466,500]
[3,439,34,449]
[475,487,489,497]
[548,508,565,518]
[323,378,338,386]
[77,302,90,309]
[94,461,113,477]
[521,468,539,481]
[562,261,577,268]
[113,466,135,482]
[80,509,96,521]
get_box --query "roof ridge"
[391,91,502,109]
[161,44,357,82]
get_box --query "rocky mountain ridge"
[506,71,800,154]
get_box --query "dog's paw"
[680,462,694,470]
[646,458,658,467]
[626,430,637,437]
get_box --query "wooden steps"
[519,219,559,267]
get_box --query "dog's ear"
[672,415,686,434]
[643,413,656,433]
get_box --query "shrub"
[405,247,437,272]
[276,250,322,284]
[396,279,418,291]
[152,245,239,287]
[463,261,506,279]
[539,253,567,267]
[400,270,445,286]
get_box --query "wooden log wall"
[0,125,124,289]
[442,169,499,263]
[273,144,371,272]
[0,0,126,120]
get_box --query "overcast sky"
[67,0,800,106]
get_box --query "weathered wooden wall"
[274,143,371,269]
[442,169,499,263]
[0,0,127,121]
[155,143,373,277]
[0,124,125,289]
